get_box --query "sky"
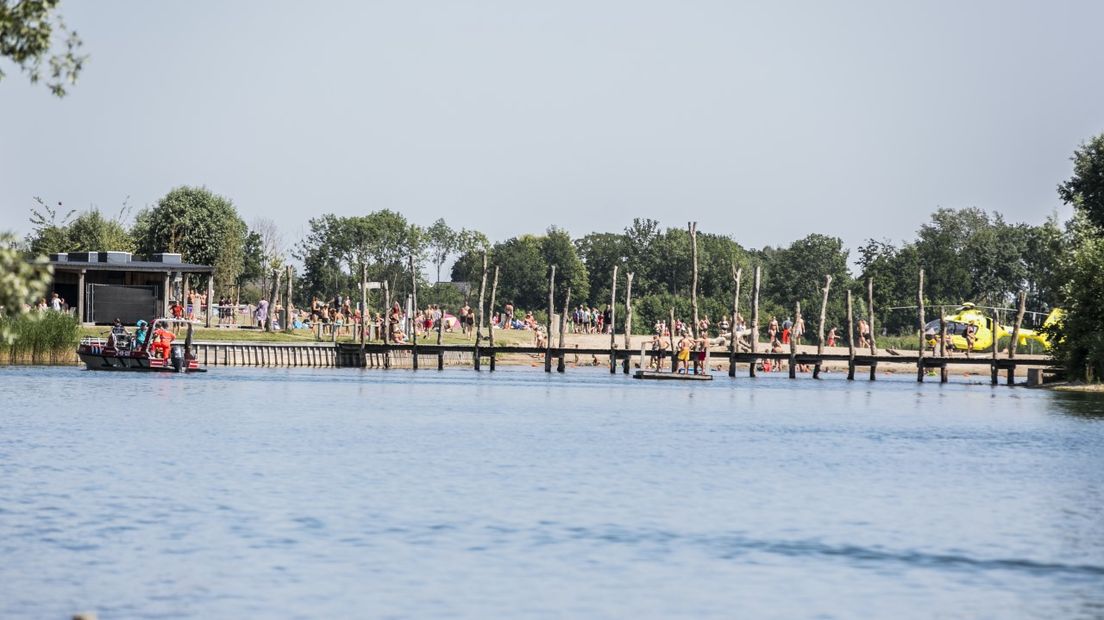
[2,0,1102,265]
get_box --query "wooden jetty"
[184,339,1057,387]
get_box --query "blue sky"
[1,0,1101,260]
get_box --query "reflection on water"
[1052,392,1104,419]
[1,366,1103,619]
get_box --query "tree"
[65,208,133,252]
[0,233,53,343]
[490,235,545,311]
[575,232,626,306]
[1058,134,1104,230]
[26,196,73,255]
[132,186,247,294]
[1053,132,1104,380]
[761,233,851,319]
[250,217,284,294]
[426,218,457,285]
[541,226,588,306]
[0,0,87,97]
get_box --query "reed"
[0,312,80,365]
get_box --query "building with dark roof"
[48,251,216,325]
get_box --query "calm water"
[1,366,1103,619]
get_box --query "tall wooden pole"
[669,307,678,373]
[284,264,293,334]
[609,265,618,374]
[916,269,925,382]
[729,265,742,377]
[866,276,876,380]
[488,266,499,372]
[814,274,831,379]
[623,271,634,374]
[689,221,699,340]
[475,252,487,371]
[266,269,281,333]
[360,263,367,348]
[383,279,391,357]
[545,265,556,372]
[789,301,800,379]
[939,306,948,383]
[990,303,1000,385]
[749,265,760,378]
[410,254,419,369]
[1009,291,1026,360]
[846,289,855,381]
[557,287,571,373]
[1008,290,1026,385]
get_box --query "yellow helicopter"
[922,303,1061,353]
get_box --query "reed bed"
[0,312,81,365]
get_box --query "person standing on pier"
[676,334,691,374]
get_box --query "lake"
[1,366,1102,619]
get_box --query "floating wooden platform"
[633,369,713,381]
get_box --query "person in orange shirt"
[151,326,175,359]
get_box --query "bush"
[0,311,80,364]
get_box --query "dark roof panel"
[50,260,214,273]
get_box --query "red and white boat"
[77,318,205,373]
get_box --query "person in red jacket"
[151,326,175,359]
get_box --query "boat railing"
[80,336,108,347]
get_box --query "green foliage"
[27,196,74,255]
[132,186,247,294]
[759,233,851,328]
[0,232,53,345]
[0,307,78,362]
[426,218,457,284]
[0,0,86,96]
[1054,132,1104,380]
[64,208,133,252]
[1058,134,1104,231]
[27,198,134,254]
[293,211,425,303]
[1049,228,1104,380]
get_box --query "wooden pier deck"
[188,340,1058,386]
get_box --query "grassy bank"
[1,313,81,365]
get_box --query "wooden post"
[360,263,367,349]
[846,289,855,380]
[545,265,556,372]
[813,274,831,379]
[749,265,760,378]
[728,265,742,377]
[623,272,634,374]
[77,268,86,324]
[410,254,419,370]
[939,306,948,383]
[282,265,292,334]
[266,268,282,332]
[1008,291,1026,385]
[163,272,171,317]
[688,222,699,341]
[205,273,214,328]
[475,252,488,371]
[669,307,678,373]
[789,301,799,379]
[557,287,571,373]
[866,276,876,380]
[990,302,1001,385]
[488,266,499,371]
[917,269,925,382]
[609,265,618,374]
[383,280,391,368]
[182,276,190,322]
